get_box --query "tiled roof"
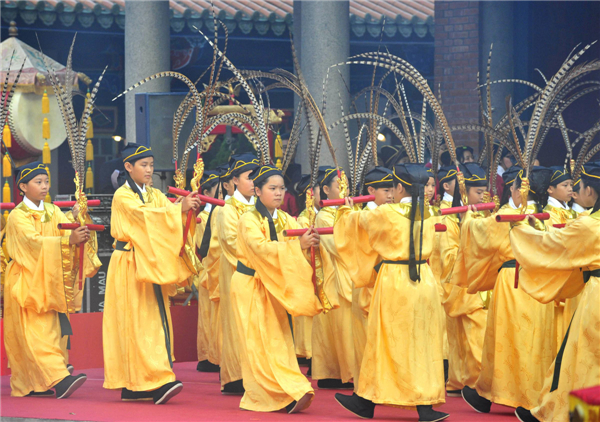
[1,0,434,38]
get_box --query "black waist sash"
[498,260,516,272]
[550,268,599,391]
[236,261,256,277]
[374,259,427,274]
[115,240,173,368]
[58,312,73,350]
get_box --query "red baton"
[167,186,225,207]
[283,227,334,237]
[0,202,15,210]
[435,224,447,232]
[54,199,101,208]
[441,202,496,216]
[495,213,550,222]
[320,195,375,208]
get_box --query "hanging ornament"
[45,192,52,203]
[85,164,94,190]
[42,89,50,114]
[46,166,51,188]
[43,142,51,164]
[86,139,94,161]
[3,154,11,178]
[42,118,51,139]
[3,181,10,203]
[3,124,11,148]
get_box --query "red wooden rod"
[0,202,15,210]
[53,199,101,208]
[169,197,177,203]
[319,195,375,208]
[283,227,334,237]
[167,186,225,206]
[435,223,447,232]
[197,217,202,223]
[57,223,106,231]
[440,202,496,216]
[553,224,566,228]
[495,212,550,222]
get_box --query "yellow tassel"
[42,90,50,114]
[42,117,51,139]
[86,118,94,139]
[274,132,283,168]
[46,166,51,188]
[3,124,11,148]
[45,192,51,203]
[3,153,11,178]
[3,210,8,220]
[3,181,10,203]
[2,236,8,261]
[43,142,51,164]
[86,139,94,161]
[85,165,94,189]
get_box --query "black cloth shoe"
[462,386,491,413]
[196,360,220,372]
[297,357,310,366]
[306,362,312,378]
[25,390,55,397]
[335,393,375,419]
[446,389,462,397]
[55,374,87,399]
[417,405,450,422]
[515,407,540,422]
[121,388,153,401]
[222,379,245,395]
[153,381,183,404]
[66,364,74,375]
[285,393,313,414]
[443,359,449,384]
[317,379,354,389]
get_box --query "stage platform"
[1,362,518,422]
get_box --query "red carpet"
[1,362,518,421]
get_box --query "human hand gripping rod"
[167,186,226,256]
[57,222,106,288]
[494,212,550,288]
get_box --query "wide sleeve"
[6,209,76,313]
[439,217,460,284]
[203,208,222,301]
[509,219,595,303]
[111,189,193,285]
[216,204,241,268]
[458,212,507,293]
[239,213,322,317]
[333,206,380,289]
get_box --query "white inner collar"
[443,192,463,206]
[509,197,536,209]
[400,197,412,204]
[547,196,569,210]
[125,180,146,194]
[571,203,586,213]
[204,203,212,213]
[233,189,255,205]
[366,201,378,209]
[23,196,45,211]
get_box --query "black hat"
[460,163,487,187]
[380,145,407,169]
[296,174,312,195]
[200,171,220,189]
[249,164,283,186]
[393,163,431,187]
[216,163,232,181]
[229,153,259,177]
[317,166,337,187]
[364,166,394,188]
[502,165,522,186]
[581,162,600,185]
[16,161,48,185]
[549,166,572,186]
[440,150,452,166]
[517,166,553,194]
[122,143,153,164]
[438,165,458,184]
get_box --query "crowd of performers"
[1,31,599,422]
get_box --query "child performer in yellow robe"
[230,164,322,413]
[351,167,394,386]
[215,153,259,394]
[334,164,448,422]
[313,166,355,389]
[570,177,590,216]
[293,174,320,367]
[195,170,221,373]
[544,166,579,351]
[4,162,97,398]
[459,167,557,412]
[512,161,600,422]
[439,164,488,396]
[103,144,201,404]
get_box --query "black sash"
[255,198,278,242]
[374,259,427,274]
[114,240,172,368]
[236,261,256,277]
[58,312,73,350]
[498,260,516,272]
[583,268,600,283]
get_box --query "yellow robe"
[510,212,600,422]
[4,202,99,396]
[544,203,580,354]
[455,203,557,409]
[312,206,354,383]
[203,206,223,365]
[195,209,212,363]
[334,202,445,407]
[215,195,254,387]
[429,208,449,362]
[439,202,487,390]
[293,208,314,359]
[103,185,194,391]
[231,208,321,411]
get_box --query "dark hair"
[320,175,337,201]
[581,178,600,214]
[515,171,551,211]
[500,183,512,206]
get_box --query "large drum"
[7,90,67,160]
